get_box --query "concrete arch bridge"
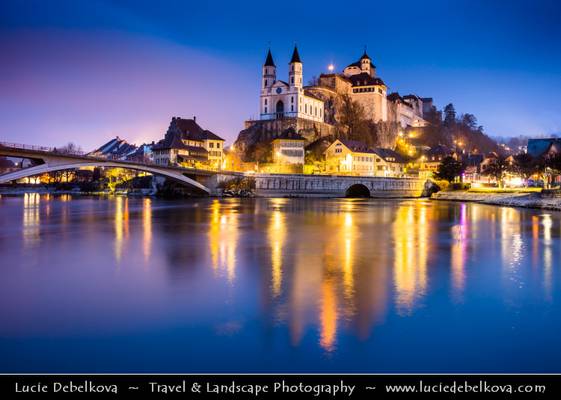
[0,143,241,195]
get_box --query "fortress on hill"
[236,46,436,154]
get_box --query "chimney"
[193,115,196,122]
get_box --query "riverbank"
[432,190,561,211]
[0,187,154,196]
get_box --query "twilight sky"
[1,0,561,150]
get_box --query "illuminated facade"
[324,139,375,175]
[324,139,406,177]
[272,129,306,166]
[153,117,225,169]
[342,51,388,122]
[260,47,325,123]
[258,48,421,125]
[387,93,430,128]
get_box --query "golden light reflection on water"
[208,200,238,283]
[451,204,467,299]
[142,198,152,263]
[393,202,430,313]
[198,199,559,354]
[319,278,337,352]
[342,211,355,306]
[268,199,287,297]
[501,208,523,268]
[23,192,41,247]
[114,196,129,263]
[542,214,553,299]
[532,215,540,268]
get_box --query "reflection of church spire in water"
[268,201,286,297]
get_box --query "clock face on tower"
[276,87,282,94]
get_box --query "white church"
[258,46,433,129]
[260,46,325,123]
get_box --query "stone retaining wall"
[254,174,426,198]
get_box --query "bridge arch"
[345,183,371,198]
[0,161,210,194]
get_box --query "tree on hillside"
[307,76,320,86]
[248,141,272,164]
[443,103,456,127]
[434,156,464,183]
[510,153,537,180]
[482,156,509,187]
[461,113,478,130]
[337,95,376,146]
[375,121,400,149]
[545,154,561,173]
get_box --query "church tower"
[360,49,375,77]
[262,49,276,90]
[288,46,303,89]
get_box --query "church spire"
[288,45,302,88]
[360,45,371,61]
[264,49,275,67]
[290,45,302,63]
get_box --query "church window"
[265,107,268,113]
[291,77,294,84]
[265,99,268,105]
[291,105,294,112]
[265,79,267,86]
[291,96,294,103]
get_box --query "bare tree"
[56,142,83,155]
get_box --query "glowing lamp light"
[328,64,335,72]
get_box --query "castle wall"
[350,90,387,122]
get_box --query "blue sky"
[1,0,560,149]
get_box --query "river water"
[1,193,560,372]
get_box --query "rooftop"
[348,73,384,87]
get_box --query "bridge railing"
[0,141,87,156]
[0,141,237,175]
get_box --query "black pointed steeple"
[290,45,302,63]
[360,46,371,61]
[264,49,275,67]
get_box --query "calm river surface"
[1,194,561,372]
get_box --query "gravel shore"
[432,190,561,211]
